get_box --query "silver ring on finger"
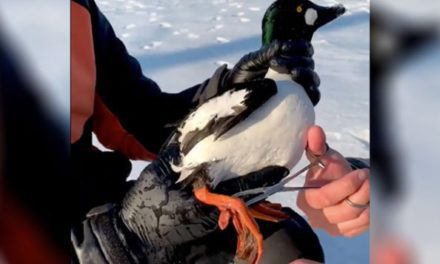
[345,197,369,209]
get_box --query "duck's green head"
[262,0,346,45]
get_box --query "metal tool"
[233,158,325,206]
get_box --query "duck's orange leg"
[194,186,263,264]
[249,202,290,223]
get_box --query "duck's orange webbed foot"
[194,186,263,264]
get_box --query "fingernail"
[357,170,368,181]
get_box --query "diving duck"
[170,0,345,263]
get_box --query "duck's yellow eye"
[296,5,303,13]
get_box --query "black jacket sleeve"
[81,0,208,154]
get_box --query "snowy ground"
[95,0,370,263]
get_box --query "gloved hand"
[193,40,321,106]
[266,40,321,106]
[116,134,289,263]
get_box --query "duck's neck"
[265,68,292,81]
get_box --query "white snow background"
[93,0,370,263]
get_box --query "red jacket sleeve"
[78,0,203,154]
[93,95,157,161]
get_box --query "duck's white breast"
[178,72,315,187]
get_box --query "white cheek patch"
[305,8,318,26]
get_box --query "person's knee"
[258,207,324,263]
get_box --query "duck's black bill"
[314,4,346,29]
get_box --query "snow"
[95,0,370,262]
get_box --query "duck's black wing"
[179,79,277,155]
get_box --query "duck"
[169,1,345,263]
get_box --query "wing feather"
[178,79,277,155]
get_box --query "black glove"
[193,40,321,106]
[229,40,320,105]
[268,40,321,106]
[88,135,287,263]
[228,40,314,82]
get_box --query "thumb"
[306,126,327,158]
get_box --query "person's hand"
[193,40,321,106]
[297,126,370,237]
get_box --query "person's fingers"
[267,39,282,56]
[306,212,326,229]
[335,207,370,236]
[303,169,368,209]
[290,67,320,85]
[307,151,354,183]
[280,40,314,57]
[343,224,369,237]
[306,126,326,157]
[296,190,318,218]
[346,172,370,205]
[269,57,315,74]
[231,40,281,77]
[270,56,316,71]
[322,177,370,224]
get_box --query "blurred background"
[371,0,440,263]
[0,0,440,263]
[0,1,69,263]
[0,0,69,123]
